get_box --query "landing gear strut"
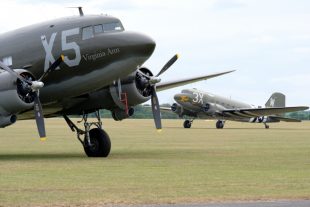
[64,110,111,157]
[216,120,225,129]
[183,119,193,128]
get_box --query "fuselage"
[0,15,155,105]
[174,88,268,123]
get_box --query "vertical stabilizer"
[265,92,285,108]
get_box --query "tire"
[84,128,111,157]
[216,120,224,129]
[183,120,192,128]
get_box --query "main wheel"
[84,128,111,157]
[216,120,224,129]
[183,120,192,128]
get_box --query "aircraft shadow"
[0,153,86,161]
[165,126,309,131]
[0,151,177,161]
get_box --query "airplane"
[164,89,308,129]
[0,8,234,157]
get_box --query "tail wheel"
[84,128,111,157]
[183,120,192,128]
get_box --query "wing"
[222,106,309,117]
[157,70,235,92]
[269,116,302,122]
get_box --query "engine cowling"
[0,69,35,127]
[171,103,183,114]
[121,67,154,105]
[171,103,197,117]
[202,103,226,115]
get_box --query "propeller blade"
[33,93,46,140]
[0,61,32,84]
[151,87,162,130]
[156,54,179,77]
[39,55,64,81]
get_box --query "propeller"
[0,55,64,140]
[138,54,179,130]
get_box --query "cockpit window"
[94,24,103,34]
[82,26,94,40]
[103,22,124,32]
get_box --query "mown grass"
[0,119,309,206]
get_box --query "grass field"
[0,119,309,206]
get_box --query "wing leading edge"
[157,70,235,92]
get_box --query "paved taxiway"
[135,200,310,207]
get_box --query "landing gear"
[84,128,111,157]
[264,123,270,129]
[64,110,111,157]
[183,119,193,128]
[216,120,225,129]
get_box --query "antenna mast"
[67,6,84,16]
[78,7,84,16]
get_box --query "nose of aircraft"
[131,32,156,58]
[174,93,191,104]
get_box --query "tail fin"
[265,92,285,108]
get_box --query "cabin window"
[82,26,94,40]
[103,22,124,32]
[94,24,103,34]
[2,56,12,66]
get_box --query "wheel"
[183,120,192,128]
[265,125,270,129]
[84,128,111,157]
[216,120,224,129]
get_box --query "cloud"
[250,35,276,44]
[212,0,246,10]
[0,0,309,106]
[292,47,310,55]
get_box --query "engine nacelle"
[0,115,17,128]
[171,103,197,117]
[111,107,135,121]
[171,103,183,114]
[70,68,155,118]
[0,69,35,121]
[202,103,226,115]
[109,67,154,109]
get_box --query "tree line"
[98,104,310,120]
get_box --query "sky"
[1,0,310,106]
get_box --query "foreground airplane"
[0,9,233,157]
[164,89,308,129]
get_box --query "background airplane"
[163,89,308,129]
[0,9,234,157]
